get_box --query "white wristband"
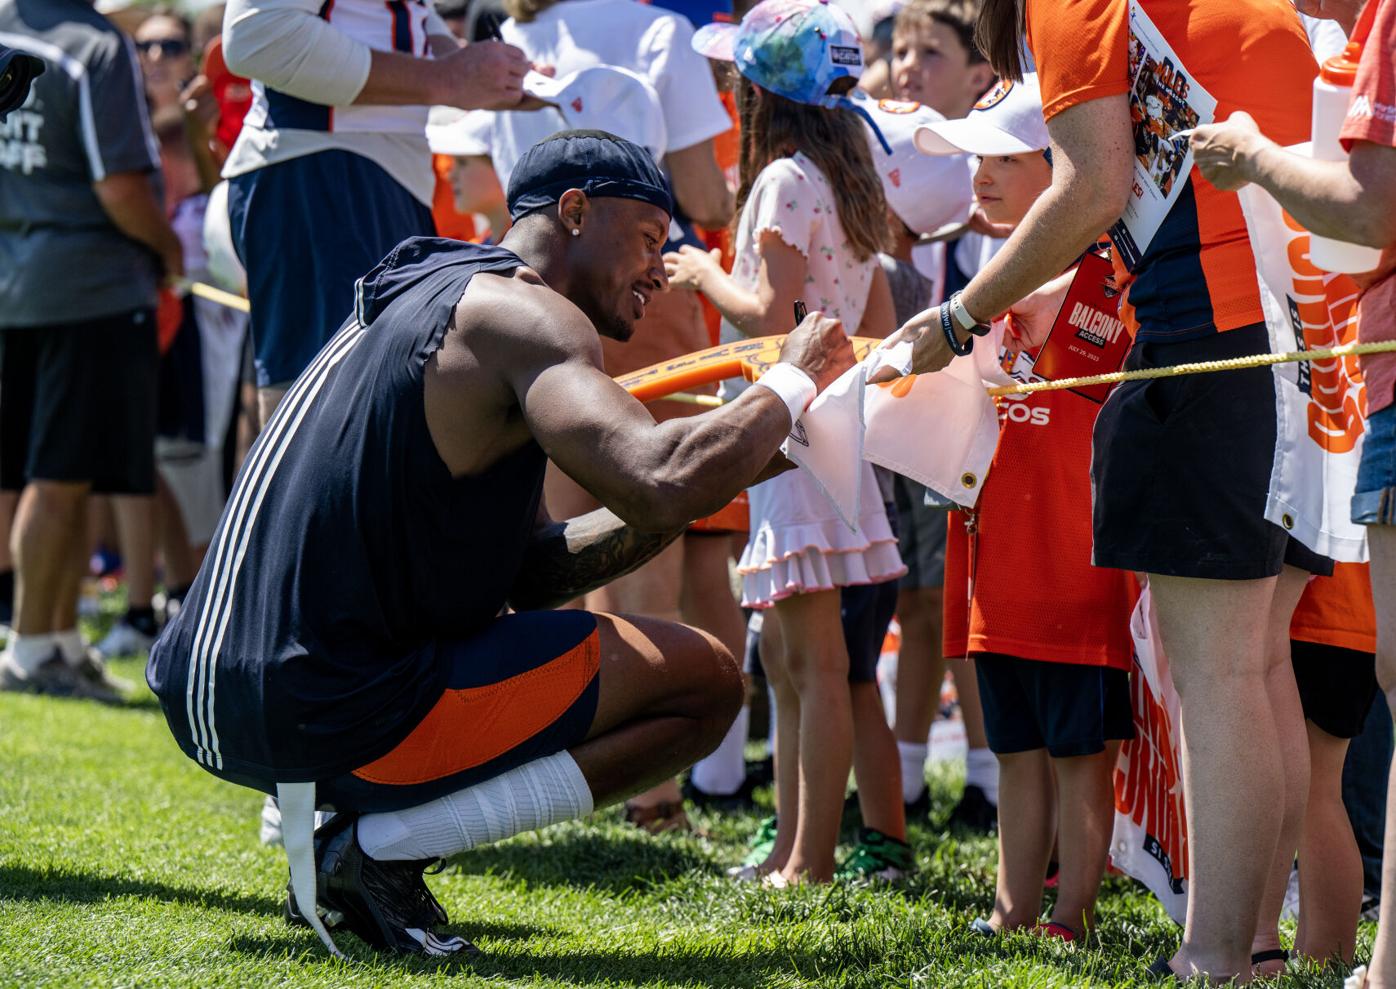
[949,293,980,332]
[754,362,817,425]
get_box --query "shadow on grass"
[0,862,281,916]
[449,828,711,893]
[230,931,825,987]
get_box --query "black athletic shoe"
[287,813,473,957]
[682,774,758,812]
[903,785,932,822]
[945,784,998,835]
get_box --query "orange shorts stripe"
[351,630,601,786]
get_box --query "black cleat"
[286,813,473,957]
[945,784,998,835]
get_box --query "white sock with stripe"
[357,751,594,861]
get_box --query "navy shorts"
[1292,639,1380,739]
[1352,402,1396,525]
[975,652,1134,758]
[842,578,898,683]
[1092,323,1333,579]
[227,150,435,388]
[223,610,601,814]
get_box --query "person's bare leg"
[111,495,156,610]
[1251,566,1313,975]
[894,586,945,799]
[587,539,690,817]
[760,608,798,874]
[990,748,1054,930]
[568,613,744,804]
[681,532,751,797]
[774,589,852,883]
[13,481,89,635]
[1049,742,1120,935]
[852,680,906,840]
[256,385,289,430]
[50,507,88,636]
[1295,720,1361,965]
[154,475,199,590]
[958,658,989,749]
[1363,525,1396,989]
[1153,572,1280,982]
[0,489,18,572]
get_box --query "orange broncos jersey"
[1291,562,1377,654]
[943,374,1137,669]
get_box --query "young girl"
[669,0,904,883]
[921,76,1136,939]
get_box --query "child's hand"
[663,245,722,291]
[1005,269,1075,350]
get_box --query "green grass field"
[0,629,1373,988]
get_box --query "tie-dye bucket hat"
[692,0,864,109]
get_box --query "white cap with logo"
[854,94,974,235]
[521,65,668,161]
[914,73,1050,157]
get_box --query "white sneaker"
[1345,964,1368,989]
[95,621,156,659]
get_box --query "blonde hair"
[734,79,890,263]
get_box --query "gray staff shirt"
[0,0,161,328]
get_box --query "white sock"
[6,633,56,675]
[690,706,749,796]
[357,751,593,861]
[54,628,85,665]
[965,747,999,806]
[898,741,928,804]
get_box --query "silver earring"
[571,228,580,238]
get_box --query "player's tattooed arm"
[508,507,684,612]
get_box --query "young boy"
[919,75,1137,941]
[890,0,996,120]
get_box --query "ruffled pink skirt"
[738,464,906,609]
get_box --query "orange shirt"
[944,376,1137,669]
[431,155,477,244]
[943,510,970,658]
[1291,561,1377,654]
[1026,0,1315,341]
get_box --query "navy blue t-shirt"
[147,240,548,782]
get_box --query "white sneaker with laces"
[95,620,156,659]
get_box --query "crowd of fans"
[1,0,1394,983]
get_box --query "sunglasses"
[136,38,189,57]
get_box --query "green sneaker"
[836,827,914,882]
[726,816,778,881]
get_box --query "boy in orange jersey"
[920,76,1136,941]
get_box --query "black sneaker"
[0,650,83,697]
[945,784,998,835]
[682,773,758,812]
[287,813,474,957]
[904,785,932,822]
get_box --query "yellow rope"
[185,281,251,313]
[983,339,1396,397]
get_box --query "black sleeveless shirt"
[147,239,547,781]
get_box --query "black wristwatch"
[937,301,974,357]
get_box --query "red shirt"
[942,366,1137,669]
[1026,0,1314,341]
[1340,0,1396,412]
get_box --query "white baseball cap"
[914,73,1050,157]
[520,65,668,161]
[856,94,973,235]
[426,107,493,157]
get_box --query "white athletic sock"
[357,751,593,861]
[898,741,929,804]
[965,747,1000,806]
[6,633,56,675]
[54,629,85,665]
[690,706,749,796]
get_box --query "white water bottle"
[1309,43,1383,273]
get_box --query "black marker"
[793,301,807,326]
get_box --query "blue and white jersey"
[221,0,449,205]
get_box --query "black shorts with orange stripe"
[222,610,601,813]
